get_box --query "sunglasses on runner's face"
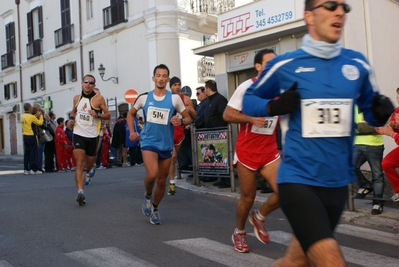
[83,80,95,85]
[310,1,351,13]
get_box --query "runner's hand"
[268,82,299,116]
[372,94,394,124]
[129,132,139,142]
[251,117,268,128]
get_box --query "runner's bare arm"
[184,95,197,120]
[69,95,79,118]
[98,96,110,120]
[223,105,266,128]
[127,107,139,141]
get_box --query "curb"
[341,210,399,231]
[176,179,399,232]
[0,157,23,162]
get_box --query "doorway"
[9,114,17,154]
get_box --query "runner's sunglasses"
[310,1,351,13]
[83,80,95,85]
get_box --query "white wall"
[0,0,218,155]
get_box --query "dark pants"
[37,141,44,171]
[44,141,56,172]
[129,145,143,165]
[23,135,38,171]
[354,144,385,206]
[96,142,103,167]
[177,130,192,168]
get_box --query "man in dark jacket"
[194,86,208,129]
[203,80,228,129]
[202,80,229,187]
[111,112,128,166]
[43,112,57,172]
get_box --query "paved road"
[0,163,398,267]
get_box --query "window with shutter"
[41,73,45,91]
[13,82,17,98]
[31,75,37,93]
[59,66,66,85]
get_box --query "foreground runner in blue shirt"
[243,1,394,266]
[126,64,191,225]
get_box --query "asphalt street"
[0,158,398,267]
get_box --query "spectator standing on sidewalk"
[192,86,215,182]
[126,116,141,166]
[223,48,280,253]
[202,80,229,187]
[32,103,45,172]
[126,64,191,225]
[98,122,111,169]
[54,117,69,172]
[64,119,76,170]
[21,103,44,175]
[242,1,394,266]
[194,86,208,129]
[167,76,197,196]
[43,112,56,172]
[111,113,129,167]
[353,106,385,214]
[376,87,399,202]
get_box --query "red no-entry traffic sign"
[124,89,138,104]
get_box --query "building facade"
[1,0,253,155]
[194,0,399,155]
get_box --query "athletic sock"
[256,210,265,220]
[234,228,245,234]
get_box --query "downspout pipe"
[15,0,23,103]
[78,0,84,79]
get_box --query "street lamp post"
[98,63,118,84]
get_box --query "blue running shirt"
[243,40,383,188]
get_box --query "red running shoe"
[231,231,250,253]
[248,210,269,244]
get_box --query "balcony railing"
[1,51,15,70]
[184,0,236,15]
[197,56,215,83]
[54,24,74,48]
[103,0,128,29]
[27,39,42,59]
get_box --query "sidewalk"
[175,174,399,232]
[1,153,397,231]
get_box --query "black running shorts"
[72,134,99,157]
[278,183,348,252]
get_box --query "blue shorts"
[141,146,172,160]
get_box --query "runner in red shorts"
[167,76,197,195]
[223,49,280,253]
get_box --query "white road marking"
[0,261,14,267]
[0,170,24,176]
[164,237,275,267]
[268,230,399,267]
[65,247,159,267]
[336,224,399,247]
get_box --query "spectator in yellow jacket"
[21,103,43,175]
